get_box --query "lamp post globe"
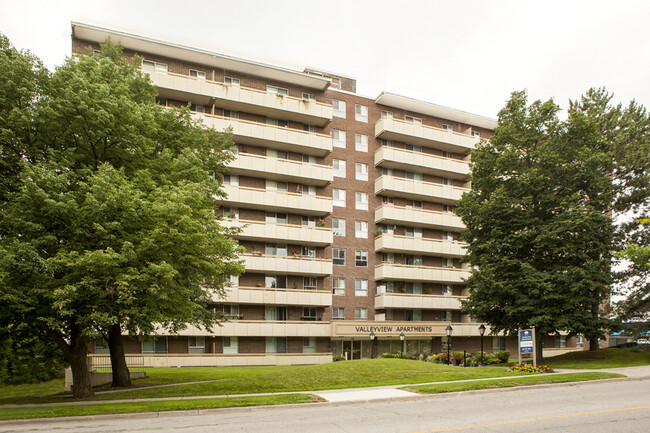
[369,331,375,358]
[399,332,405,357]
[445,325,453,365]
[478,324,486,366]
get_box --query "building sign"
[520,329,533,353]
[355,325,434,333]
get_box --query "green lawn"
[0,394,317,420]
[546,347,650,369]
[407,372,624,394]
[0,359,522,404]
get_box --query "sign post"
[518,329,536,367]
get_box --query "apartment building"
[72,23,581,367]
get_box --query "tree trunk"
[536,332,544,366]
[589,336,600,351]
[108,323,131,388]
[69,343,93,399]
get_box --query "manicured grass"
[406,372,625,394]
[0,394,316,420]
[0,378,64,400]
[0,359,523,404]
[546,347,650,369]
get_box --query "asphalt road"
[3,376,650,432]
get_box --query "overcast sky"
[1,0,649,119]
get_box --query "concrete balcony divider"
[223,286,332,307]
[200,115,333,157]
[375,118,478,154]
[374,146,470,179]
[149,71,333,126]
[242,253,333,276]
[374,292,464,310]
[227,152,332,186]
[220,185,332,216]
[375,204,466,231]
[375,175,468,204]
[375,234,466,257]
[221,219,333,246]
[374,263,470,283]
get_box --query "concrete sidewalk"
[4,365,649,408]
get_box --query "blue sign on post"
[520,330,533,353]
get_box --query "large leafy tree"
[0,38,243,398]
[458,91,615,363]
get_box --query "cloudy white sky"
[1,0,649,119]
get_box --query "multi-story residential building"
[72,23,582,367]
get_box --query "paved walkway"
[3,365,649,408]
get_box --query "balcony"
[374,292,464,310]
[200,114,332,157]
[227,152,332,186]
[220,185,332,216]
[149,70,332,126]
[375,234,466,258]
[374,146,470,179]
[375,205,465,231]
[242,253,333,276]
[375,118,478,154]
[374,263,470,283]
[375,176,469,204]
[177,321,331,337]
[221,219,333,246]
[223,286,332,307]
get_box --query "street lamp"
[399,332,405,357]
[369,331,375,359]
[478,324,486,366]
[446,325,453,365]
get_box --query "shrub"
[495,350,510,363]
[509,363,554,373]
[333,355,346,362]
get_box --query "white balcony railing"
[374,146,470,179]
[374,292,464,310]
[375,118,478,154]
[375,234,466,257]
[375,175,469,204]
[374,263,470,283]
[223,286,332,307]
[241,253,333,276]
[227,152,332,186]
[375,204,466,231]
[221,219,333,246]
[148,70,332,126]
[220,185,332,216]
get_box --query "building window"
[301,216,316,227]
[444,310,453,322]
[405,309,422,321]
[381,110,393,119]
[406,255,423,266]
[381,224,395,234]
[442,231,454,241]
[303,154,316,163]
[332,129,346,148]
[266,180,288,192]
[493,337,506,352]
[223,207,239,219]
[355,308,368,320]
[224,76,240,86]
[189,69,206,80]
[405,144,422,153]
[142,60,168,72]
[355,279,368,296]
[266,85,288,96]
[331,77,342,89]
[442,285,452,296]
[267,118,289,127]
[355,221,368,238]
[355,104,368,123]
[355,192,368,210]
[265,337,287,353]
[302,92,316,101]
[333,189,346,207]
[266,212,288,224]
[265,243,287,256]
[142,337,167,354]
[333,278,345,295]
[191,104,205,113]
[406,282,422,294]
[265,275,287,289]
[442,124,453,132]
[405,227,423,238]
[355,134,368,152]
[333,100,346,118]
[355,250,368,267]
[405,171,423,181]
[302,246,316,258]
[223,110,239,118]
[472,131,480,138]
[576,335,585,348]
[405,115,422,124]
[223,336,238,354]
[412,200,423,208]
[223,304,240,320]
[303,337,317,353]
[333,159,346,178]
[442,257,453,268]
[188,336,205,354]
[333,218,346,236]
[382,167,393,176]
[382,253,394,264]
[223,175,239,186]
[380,139,394,147]
[385,309,394,321]
[382,196,394,206]
[267,149,288,159]
[265,306,287,321]
[333,248,346,266]
[355,163,368,181]
[332,307,345,320]
[303,307,317,321]
[554,335,567,348]
[302,185,316,195]
[442,177,451,186]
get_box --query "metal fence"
[89,355,145,373]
